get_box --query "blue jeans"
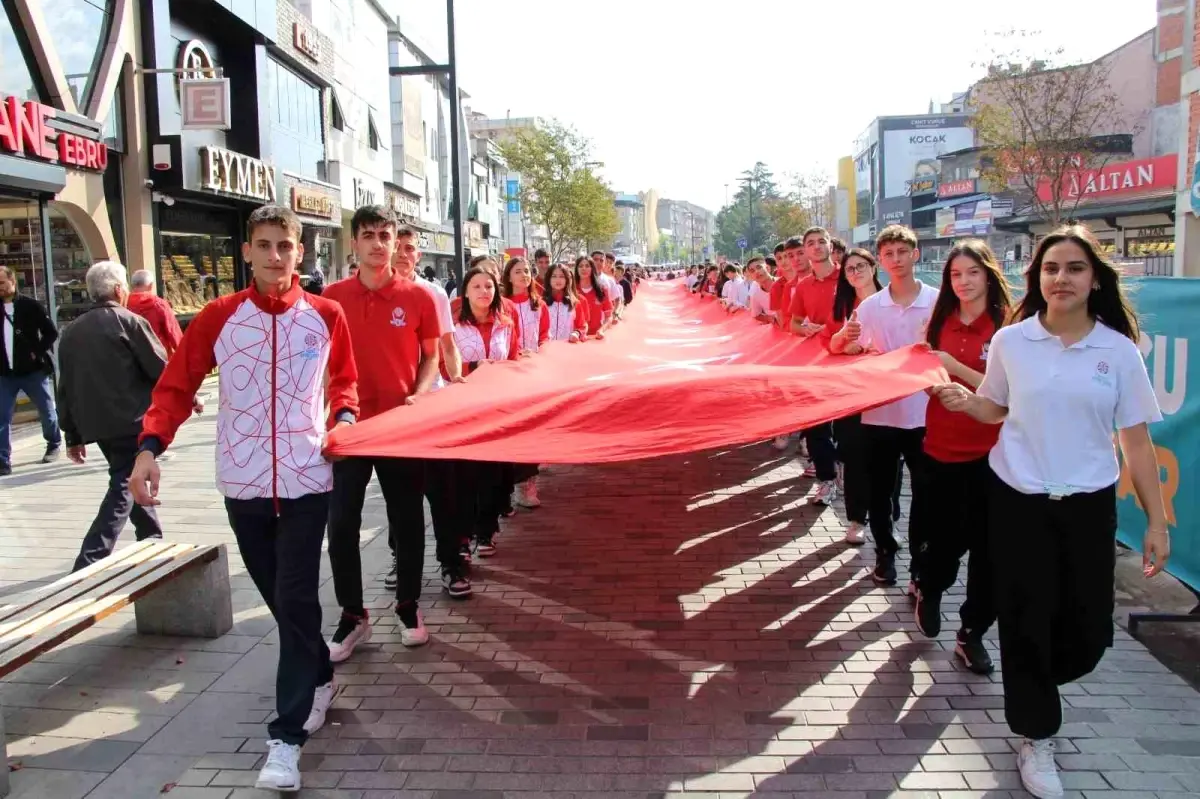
[0,372,61,466]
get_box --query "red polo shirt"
[923,313,1000,463]
[324,273,439,421]
[788,266,840,328]
[578,285,612,335]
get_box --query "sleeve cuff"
[139,437,165,458]
[334,410,356,425]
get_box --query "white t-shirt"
[2,300,13,371]
[748,282,775,321]
[979,316,1162,496]
[685,275,699,290]
[414,275,454,392]
[602,274,622,309]
[856,280,939,429]
[721,277,747,307]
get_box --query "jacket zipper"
[271,312,280,516]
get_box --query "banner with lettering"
[1113,278,1198,592]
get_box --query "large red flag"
[326,282,945,463]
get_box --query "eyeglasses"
[844,264,873,275]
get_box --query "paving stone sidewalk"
[2,413,1200,799]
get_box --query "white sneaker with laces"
[813,480,838,506]
[397,607,430,647]
[256,739,302,792]
[843,521,866,546]
[523,477,541,508]
[1018,738,1063,799]
[771,435,789,451]
[303,679,338,734]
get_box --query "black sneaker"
[476,533,497,558]
[955,632,995,675]
[0,462,10,476]
[441,567,472,598]
[915,589,942,638]
[383,558,398,590]
[872,553,897,586]
[42,445,61,464]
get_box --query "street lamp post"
[388,0,465,282]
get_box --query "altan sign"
[200,145,276,202]
[292,186,335,218]
[0,95,109,171]
[1035,154,1178,204]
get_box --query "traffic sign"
[1191,161,1200,216]
[736,237,747,249]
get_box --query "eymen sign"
[200,145,276,202]
[0,95,109,171]
[1035,154,1178,204]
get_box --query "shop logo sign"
[200,145,276,202]
[177,40,218,85]
[0,95,108,171]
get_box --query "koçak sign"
[1035,154,1178,203]
[0,95,108,171]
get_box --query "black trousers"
[423,458,466,570]
[328,457,425,612]
[226,493,333,747]
[834,415,869,525]
[803,422,837,482]
[990,474,1117,740]
[73,436,163,572]
[459,460,506,539]
[918,455,996,638]
[512,463,539,484]
[864,425,926,558]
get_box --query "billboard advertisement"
[880,115,974,199]
[878,196,911,229]
[936,198,992,237]
[401,77,425,180]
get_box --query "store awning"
[912,193,989,213]
[994,196,1175,231]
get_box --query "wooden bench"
[0,541,233,796]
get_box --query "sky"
[400,0,1158,214]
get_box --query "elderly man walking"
[58,261,173,571]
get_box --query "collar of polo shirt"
[1020,315,1120,349]
[877,280,935,308]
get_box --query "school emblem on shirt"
[1096,361,1110,375]
[300,333,320,360]
[1093,360,1113,387]
[390,307,407,328]
[305,334,318,347]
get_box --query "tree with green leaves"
[969,30,1135,226]
[716,162,824,258]
[497,120,620,260]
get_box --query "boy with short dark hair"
[131,204,359,792]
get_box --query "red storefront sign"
[0,95,109,171]
[937,179,976,199]
[1035,154,1177,203]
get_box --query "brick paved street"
[3,403,1200,798]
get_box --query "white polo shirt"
[414,275,455,392]
[602,274,622,309]
[748,281,775,320]
[856,280,938,429]
[979,315,1161,496]
[721,277,747,307]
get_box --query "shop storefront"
[140,0,282,322]
[285,177,341,286]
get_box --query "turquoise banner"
[911,270,1199,591]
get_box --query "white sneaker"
[523,478,541,508]
[303,679,338,734]
[1018,738,1063,799]
[813,480,838,506]
[843,522,866,546]
[771,435,789,451]
[327,615,371,664]
[397,606,429,647]
[255,739,301,792]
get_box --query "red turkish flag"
[327,282,946,464]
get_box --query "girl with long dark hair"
[574,255,612,339]
[452,267,521,557]
[544,264,588,342]
[912,240,1013,678]
[825,249,883,545]
[502,257,549,355]
[932,225,1168,799]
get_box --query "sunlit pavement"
[2,405,1200,798]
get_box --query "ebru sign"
[0,95,108,171]
[1035,154,1178,203]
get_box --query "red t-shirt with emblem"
[324,272,439,420]
[923,313,1001,462]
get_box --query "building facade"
[655,198,713,264]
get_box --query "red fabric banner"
[327,282,946,464]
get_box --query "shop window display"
[159,232,236,316]
[0,201,91,325]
